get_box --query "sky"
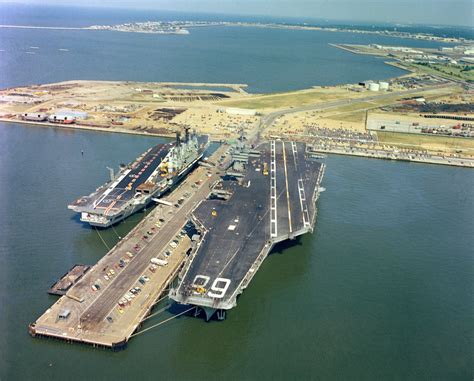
[1,0,472,26]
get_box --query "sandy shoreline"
[0,118,231,142]
[2,117,472,168]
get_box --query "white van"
[150,258,168,266]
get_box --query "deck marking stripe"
[291,141,298,170]
[298,179,311,228]
[282,141,292,233]
[104,200,116,216]
[270,140,277,238]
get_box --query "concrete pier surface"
[30,145,229,349]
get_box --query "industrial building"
[21,112,48,121]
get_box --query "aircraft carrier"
[69,127,209,227]
[170,139,325,320]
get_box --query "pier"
[30,145,229,349]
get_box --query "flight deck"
[170,140,325,319]
[69,143,171,216]
[68,131,209,227]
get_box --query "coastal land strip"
[0,21,471,44]
[1,73,473,167]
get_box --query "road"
[251,83,456,142]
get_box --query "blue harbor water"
[0,123,472,380]
[0,26,410,93]
[1,3,472,39]
[0,4,473,380]
[0,4,460,93]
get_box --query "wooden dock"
[48,264,91,296]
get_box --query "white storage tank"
[368,83,380,92]
[379,81,389,90]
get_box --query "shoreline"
[2,117,472,168]
[0,118,229,142]
[0,118,174,138]
[0,24,84,30]
[329,43,380,55]
[0,22,471,44]
[310,146,474,168]
[329,43,474,84]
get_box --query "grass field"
[217,88,356,110]
[411,63,474,83]
[219,83,461,111]
[328,110,367,123]
[377,131,474,154]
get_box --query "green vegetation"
[322,86,460,122]
[217,89,354,110]
[328,110,367,123]
[220,83,460,111]
[412,63,474,83]
[377,131,474,154]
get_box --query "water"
[0,25,413,93]
[0,5,458,93]
[0,123,472,380]
[0,5,473,380]
[1,4,472,39]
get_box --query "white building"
[223,108,257,116]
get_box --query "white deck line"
[92,169,131,209]
[298,179,311,228]
[270,140,277,238]
[282,141,292,234]
[291,141,298,169]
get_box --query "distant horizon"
[0,1,473,28]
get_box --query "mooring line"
[141,304,170,323]
[94,226,111,251]
[130,307,196,338]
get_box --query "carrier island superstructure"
[69,127,209,227]
[170,139,325,321]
